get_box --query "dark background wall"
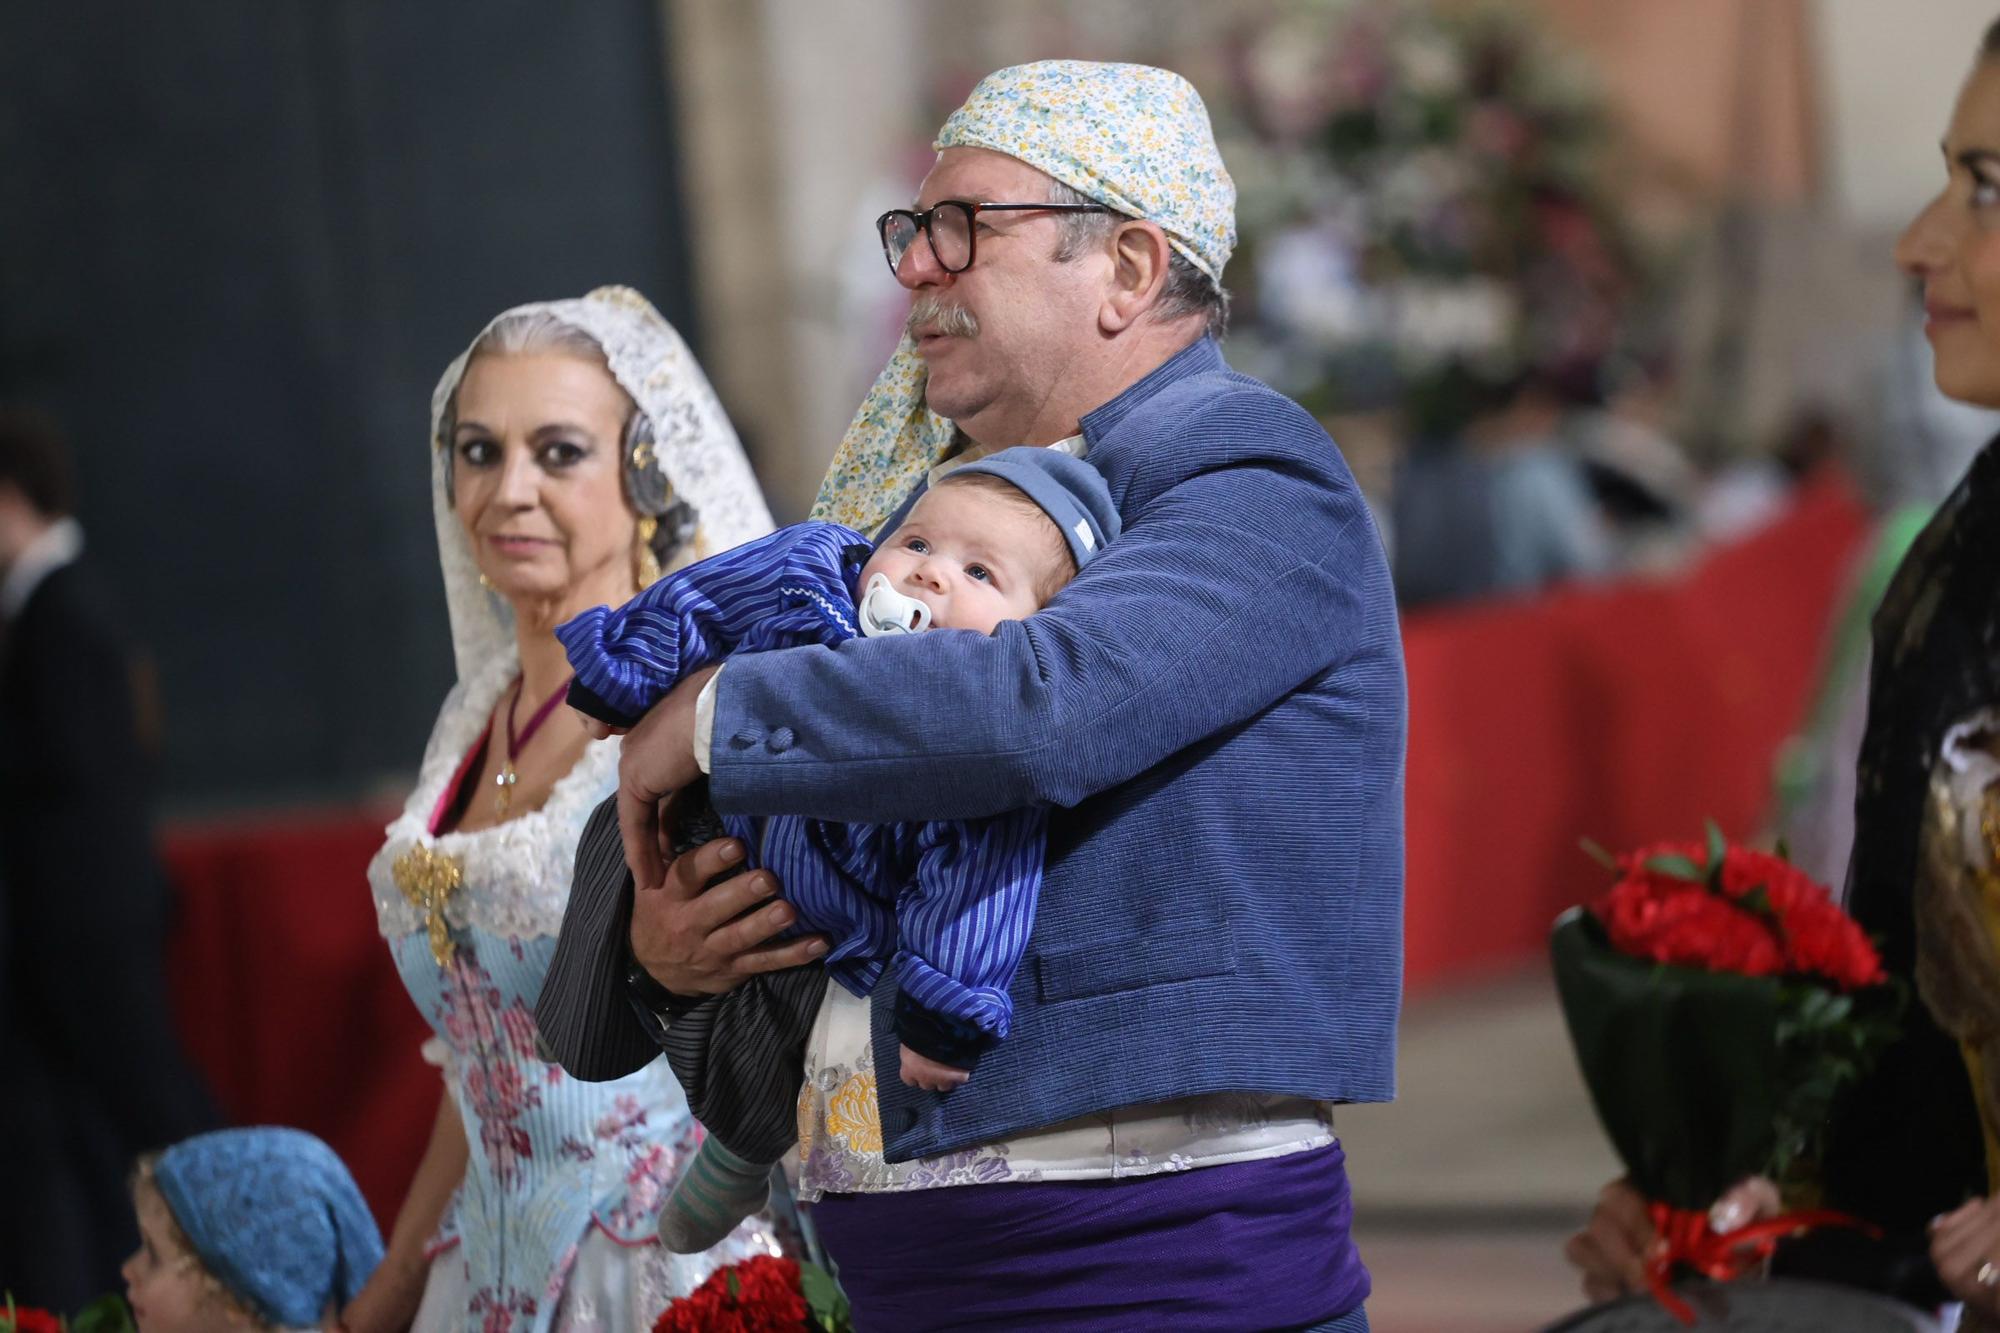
[0,2,701,809]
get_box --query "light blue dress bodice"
[371,659,770,1331]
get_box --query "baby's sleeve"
[890,807,1047,1068]
[558,521,868,727]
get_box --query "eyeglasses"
[876,199,1114,276]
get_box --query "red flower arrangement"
[1553,825,1901,1324]
[652,1255,850,1333]
[1,1307,63,1333]
[1594,839,1886,990]
[0,1295,130,1333]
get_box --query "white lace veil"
[425,285,774,683]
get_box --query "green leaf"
[1643,853,1705,882]
[799,1261,853,1332]
[1705,819,1728,879]
[1580,837,1618,871]
[1775,836,1792,863]
[69,1297,135,1333]
[1739,885,1772,916]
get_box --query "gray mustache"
[906,296,979,340]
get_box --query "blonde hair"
[129,1156,279,1331]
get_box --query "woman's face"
[450,351,638,610]
[1899,58,2000,408]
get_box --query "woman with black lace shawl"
[1568,17,2000,1324]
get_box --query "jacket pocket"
[1034,920,1236,1002]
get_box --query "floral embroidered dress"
[372,655,777,1332]
[373,288,781,1332]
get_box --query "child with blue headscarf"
[122,1127,382,1333]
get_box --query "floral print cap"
[811,60,1235,537]
[938,60,1235,286]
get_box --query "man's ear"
[1100,220,1173,333]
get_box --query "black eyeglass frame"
[875,199,1115,276]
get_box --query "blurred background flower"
[1222,1,1648,440]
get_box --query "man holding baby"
[554,59,1404,1331]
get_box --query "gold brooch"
[392,844,465,967]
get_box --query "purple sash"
[811,1141,1370,1331]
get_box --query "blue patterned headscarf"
[153,1128,384,1328]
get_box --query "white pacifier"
[858,573,933,637]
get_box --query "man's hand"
[617,665,719,891]
[629,829,829,997]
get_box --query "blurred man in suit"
[0,409,212,1306]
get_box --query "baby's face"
[122,1184,215,1333]
[859,482,1065,635]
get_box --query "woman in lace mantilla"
[344,287,780,1332]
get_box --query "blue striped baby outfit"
[557,521,1045,1059]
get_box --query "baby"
[556,445,1119,1251]
[122,1127,382,1333]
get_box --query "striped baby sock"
[659,1136,773,1253]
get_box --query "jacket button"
[767,727,796,754]
[729,729,759,750]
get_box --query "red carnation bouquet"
[1,1295,132,1333]
[1551,824,1902,1323]
[652,1255,851,1333]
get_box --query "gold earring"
[634,515,662,587]
[478,573,495,591]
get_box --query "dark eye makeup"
[453,435,590,469]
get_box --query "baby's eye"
[456,438,498,466]
[965,563,991,583]
[904,536,930,554]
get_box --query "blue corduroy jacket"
[710,337,1406,1164]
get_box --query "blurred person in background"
[1568,20,2000,1325]
[1392,373,1614,607]
[342,289,780,1332]
[1695,406,1850,545]
[0,408,215,1307]
[1572,351,1703,578]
